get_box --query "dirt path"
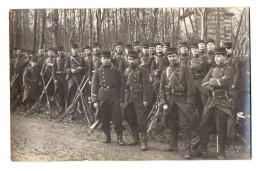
[11,112,250,161]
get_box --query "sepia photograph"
[9,6,251,161]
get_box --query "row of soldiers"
[10,39,249,160]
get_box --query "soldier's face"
[225,48,233,55]
[125,48,130,54]
[31,61,38,67]
[156,45,163,54]
[71,48,78,56]
[191,48,199,56]
[134,45,140,51]
[198,43,205,51]
[16,50,21,55]
[38,49,44,55]
[215,54,226,65]
[180,46,189,54]
[163,46,168,53]
[84,49,91,55]
[115,46,123,54]
[101,56,111,66]
[128,57,138,67]
[93,46,101,54]
[142,48,149,55]
[168,54,179,65]
[207,43,215,52]
[48,50,54,57]
[149,47,155,54]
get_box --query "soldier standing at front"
[121,50,151,151]
[160,47,195,159]
[52,46,67,115]
[198,47,235,160]
[91,51,125,146]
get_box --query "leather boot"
[103,129,111,143]
[140,131,148,151]
[168,132,178,153]
[184,135,192,160]
[217,145,226,160]
[117,132,125,146]
[128,131,140,146]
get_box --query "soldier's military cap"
[83,46,92,50]
[190,42,198,48]
[214,47,226,55]
[149,43,155,47]
[92,42,100,48]
[222,42,232,48]
[163,42,170,47]
[115,42,123,47]
[155,43,163,47]
[57,46,64,51]
[125,44,132,49]
[179,41,189,48]
[101,51,111,58]
[198,39,205,44]
[128,50,138,58]
[133,41,140,46]
[207,38,215,44]
[71,44,78,48]
[142,43,149,48]
[167,47,178,55]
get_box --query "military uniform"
[118,54,128,74]
[160,47,195,159]
[64,45,87,108]
[206,39,216,72]
[52,49,67,112]
[88,53,102,80]
[198,48,235,159]
[91,51,125,145]
[121,50,152,150]
[22,59,42,109]
[179,42,190,67]
[37,54,46,70]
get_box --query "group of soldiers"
[10,39,249,160]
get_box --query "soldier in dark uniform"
[139,43,150,71]
[112,42,124,68]
[64,44,87,111]
[83,46,93,103]
[198,47,235,160]
[206,38,216,72]
[198,40,206,57]
[150,43,169,103]
[37,49,46,70]
[119,44,132,74]
[148,43,156,73]
[83,46,92,65]
[91,51,125,146]
[222,42,242,113]
[160,47,195,159]
[179,41,190,66]
[163,42,170,57]
[52,46,67,115]
[121,50,152,151]
[133,41,142,57]
[89,42,102,82]
[41,47,56,104]
[188,42,208,117]
[23,57,42,110]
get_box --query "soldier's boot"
[128,131,140,146]
[168,132,178,153]
[183,135,192,160]
[102,129,111,143]
[197,144,208,158]
[140,131,148,151]
[217,145,226,160]
[117,132,125,146]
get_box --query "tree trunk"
[171,9,175,46]
[176,8,181,45]
[52,9,59,48]
[39,9,46,49]
[33,9,38,52]
[182,8,189,41]
[89,9,93,45]
[233,8,245,50]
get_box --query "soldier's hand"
[163,104,169,110]
[40,72,44,77]
[120,103,125,109]
[54,80,58,84]
[143,101,149,107]
[93,102,99,109]
[71,69,76,73]
[231,85,236,89]
[77,66,82,70]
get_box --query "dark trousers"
[54,74,67,108]
[199,107,228,148]
[99,99,124,134]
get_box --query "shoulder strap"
[70,56,80,65]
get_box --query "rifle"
[56,76,90,123]
[25,77,53,117]
[41,76,52,118]
[10,73,19,87]
[87,109,101,136]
